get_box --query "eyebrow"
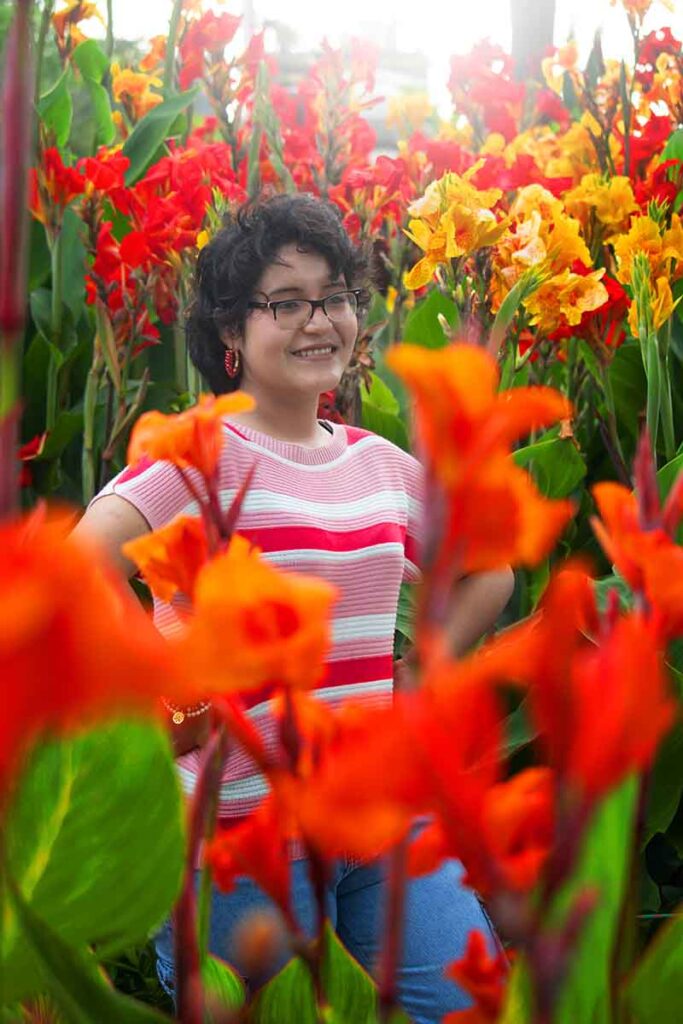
[267,281,345,298]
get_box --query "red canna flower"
[29,147,86,229]
[443,930,508,1024]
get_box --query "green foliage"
[360,371,410,451]
[249,923,407,1024]
[202,955,245,1019]
[1,720,185,1004]
[552,778,638,1024]
[122,87,200,184]
[402,290,459,349]
[514,431,587,499]
[621,911,683,1023]
[37,69,73,148]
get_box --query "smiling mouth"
[291,345,337,359]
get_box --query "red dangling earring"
[224,347,240,379]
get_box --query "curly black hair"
[185,193,371,393]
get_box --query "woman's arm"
[444,567,515,657]
[73,495,211,755]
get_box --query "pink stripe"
[243,521,407,552]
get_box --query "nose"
[302,305,330,331]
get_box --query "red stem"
[377,834,409,1022]
[174,726,228,1024]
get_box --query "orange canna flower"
[139,34,167,73]
[386,344,574,570]
[52,1,103,48]
[178,535,338,696]
[128,392,255,481]
[443,930,508,1024]
[111,66,164,122]
[482,767,555,891]
[523,266,608,335]
[0,509,187,799]
[122,515,209,604]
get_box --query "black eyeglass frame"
[245,288,365,325]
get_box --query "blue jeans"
[154,853,499,1024]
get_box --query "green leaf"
[250,923,381,1024]
[395,583,416,643]
[657,451,683,502]
[513,432,586,499]
[402,290,459,349]
[552,777,638,1024]
[621,910,683,1023]
[37,408,84,459]
[86,79,116,146]
[643,722,683,845]
[38,70,73,148]
[4,880,170,1023]
[1,719,185,1004]
[123,88,200,185]
[498,955,533,1024]
[59,207,87,320]
[593,573,633,615]
[29,287,53,343]
[361,371,400,416]
[202,954,245,1019]
[360,401,410,451]
[609,342,647,440]
[72,39,109,83]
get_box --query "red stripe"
[240,655,394,711]
[344,426,372,445]
[223,422,250,441]
[241,522,406,553]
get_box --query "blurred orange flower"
[111,66,164,122]
[386,344,574,570]
[123,515,209,604]
[0,509,185,799]
[443,930,508,1024]
[179,535,337,695]
[128,392,254,480]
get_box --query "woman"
[77,193,513,1022]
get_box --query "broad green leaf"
[643,722,683,845]
[86,79,116,146]
[202,954,245,1020]
[657,450,683,502]
[361,371,400,416]
[37,408,84,459]
[59,207,87,320]
[402,290,459,349]
[1,719,185,1004]
[28,219,52,292]
[504,698,537,756]
[498,955,533,1024]
[360,401,410,451]
[395,582,416,643]
[250,923,382,1024]
[552,777,638,1024]
[38,70,73,148]
[5,879,170,1023]
[29,287,53,343]
[72,39,109,83]
[513,433,586,499]
[123,88,200,185]
[609,342,647,440]
[621,910,683,1023]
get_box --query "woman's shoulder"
[339,424,423,482]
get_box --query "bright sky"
[87,0,683,112]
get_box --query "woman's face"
[227,244,358,402]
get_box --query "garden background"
[2,0,683,1021]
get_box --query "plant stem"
[173,319,188,395]
[0,340,21,517]
[46,229,63,432]
[175,725,229,1024]
[163,0,185,96]
[81,348,103,506]
[33,0,55,104]
[377,835,409,1022]
[105,0,114,59]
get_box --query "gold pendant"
[172,710,185,725]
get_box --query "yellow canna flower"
[386,93,433,133]
[627,275,675,337]
[613,214,683,286]
[523,267,608,334]
[112,67,163,122]
[564,173,638,238]
[610,0,674,23]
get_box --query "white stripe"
[266,542,403,565]
[224,430,395,471]
[332,613,395,642]
[244,678,394,720]
[218,489,411,521]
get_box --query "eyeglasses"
[246,289,363,330]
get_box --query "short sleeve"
[88,456,200,531]
[402,452,425,584]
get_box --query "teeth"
[294,346,334,358]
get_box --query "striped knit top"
[97,419,424,824]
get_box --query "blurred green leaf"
[202,954,245,1019]
[37,408,84,459]
[609,342,647,440]
[395,582,416,643]
[85,79,116,147]
[621,910,683,1023]
[361,401,410,451]
[6,880,170,1023]
[72,39,109,83]
[123,87,200,185]
[60,207,87,320]
[38,70,73,148]
[553,777,638,1024]
[643,723,683,847]
[361,371,400,416]
[250,923,382,1024]
[1,720,184,1003]
[402,290,459,349]
[514,432,586,499]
